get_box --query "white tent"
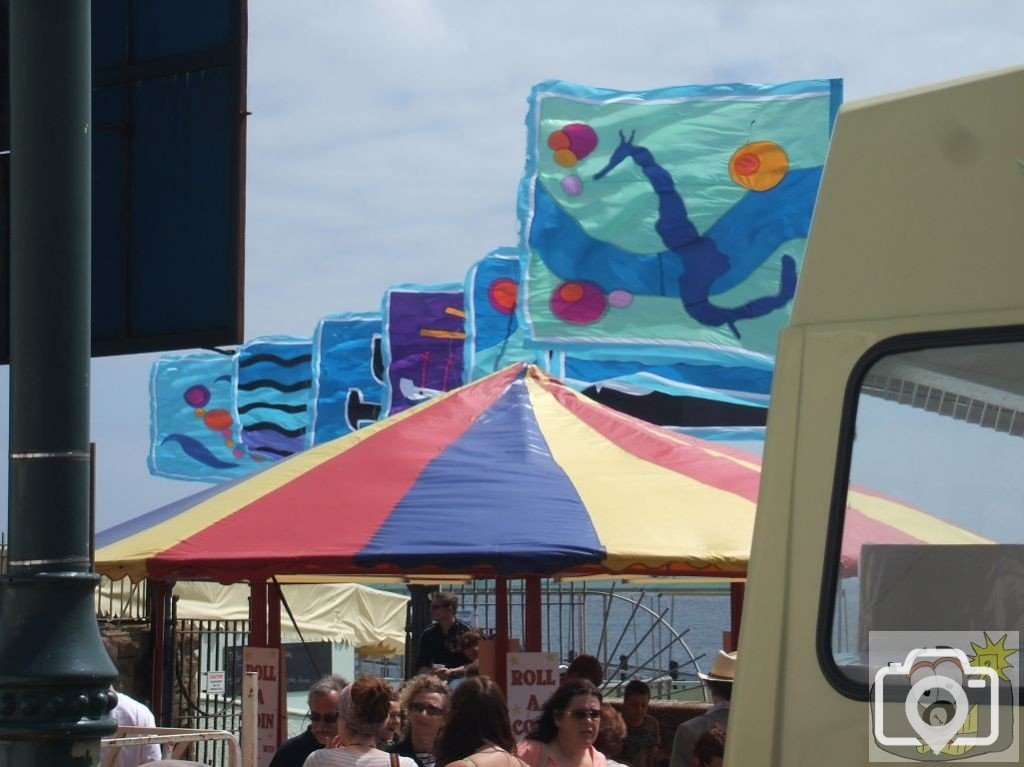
[97,578,408,657]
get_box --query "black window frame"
[816,323,1024,701]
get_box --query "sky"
[2,0,1023,536]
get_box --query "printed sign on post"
[243,646,282,767]
[506,652,560,740]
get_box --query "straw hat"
[698,650,737,683]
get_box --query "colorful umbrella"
[95,364,985,584]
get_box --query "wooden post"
[728,581,745,651]
[250,582,268,648]
[523,576,542,652]
[150,580,169,724]
[494,578,509,693]
[268,582,285,748]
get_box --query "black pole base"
[0,739,104,766]
[0,571,116,740]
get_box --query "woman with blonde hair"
[390,674,451,767]
[436,676,524,767]
[304,675,418,767]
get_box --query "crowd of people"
[270,593,736,767]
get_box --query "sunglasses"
[565,709,601,721]
[309,711,340,723]
[409,702,446,717]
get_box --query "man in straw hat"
[669,650,736,767]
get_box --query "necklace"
[345,737,377,751]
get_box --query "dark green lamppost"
[0,1,117,764]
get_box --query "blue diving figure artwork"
[517,78,842,369]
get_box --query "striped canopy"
[95,364,984,583]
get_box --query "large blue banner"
[517,78,842,367]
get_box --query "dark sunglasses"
[409,702,446,716]
[565,709,601,721]
[309,711,340,723]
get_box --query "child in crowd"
[618,680,660,767]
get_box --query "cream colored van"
[729,66,1024,765]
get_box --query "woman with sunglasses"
[517,680,606,767]
[390,674,451,767]
[435,676,523,767]
[304,675,418,767]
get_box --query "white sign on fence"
[506,652,560,740]
[207,670,226,696]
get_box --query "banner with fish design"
[148,351,255,482]
[381,284,466,416]
[517,78,842,368]
[310,312,384,444]
[464,248,539,382]
[234,336,313,461]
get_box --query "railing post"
[241,672,259,767]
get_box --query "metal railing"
[102,726,242,767]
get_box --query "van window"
[826,336,1024,691]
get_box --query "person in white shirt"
[101,629,162,767]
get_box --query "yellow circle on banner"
[554,148,579,168]
[728,141,789,191]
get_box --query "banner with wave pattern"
[234,336,313,461]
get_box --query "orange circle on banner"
[559,282,585,302]
[547,130,570,151]
[489,278,518,314]
[203,409,233,432]
[729,141,789,191]
[554,148,579,168]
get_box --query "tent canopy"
[97,579,408,657]
[95,364,985,584]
